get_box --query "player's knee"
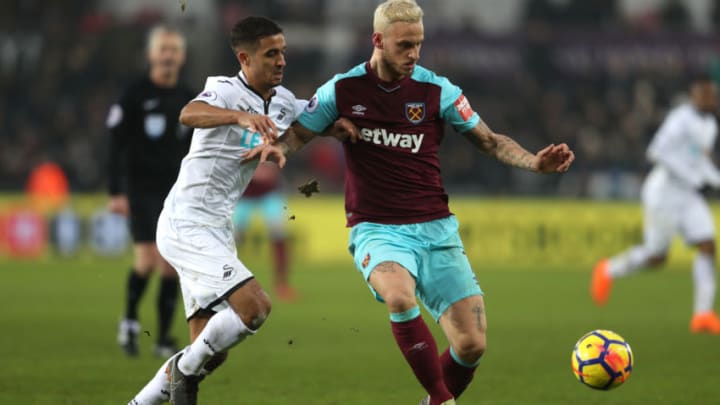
[696,240,716,256]
[454,335,486,364]
[647,255,667,268]
[243,291,272,331]
[382,290,417,313]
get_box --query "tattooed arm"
[462,121,574,173]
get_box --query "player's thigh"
[368,262,418,312]
[679,196,716,247]
[128,193,164,244]
[157,252,178,278]
[349,222,419,308]
[157,215,253,320]
[642,204,676,256]
[418,217,483,322]
[133,242,157,275]
[439,294,487,357]
[260,193,287,239]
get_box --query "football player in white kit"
[127,17,354,405]
[592,74,720,334]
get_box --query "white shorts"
[157,210,254,319]
[642,192,715,255]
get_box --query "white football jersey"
[644,103,720,199]
[163,71,307,226]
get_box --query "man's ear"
[372,32,383,50]
[237,50,250,66]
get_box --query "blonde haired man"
[108,25,194,358]
[252,1,575,403]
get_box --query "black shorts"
[128,192,166,242]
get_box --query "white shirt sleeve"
[700,156,720,188]
[192,77,232,109]
[647,109,704,189]
[293,98,309,120]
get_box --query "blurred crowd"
[2,0,720,198]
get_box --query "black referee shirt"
[107,76,195,198]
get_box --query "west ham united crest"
[405,102,425,124]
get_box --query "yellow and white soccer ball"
[571,329,633,390]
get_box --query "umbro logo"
[222,264,234,280]
[351,104,367,116]
[409,342,429,352]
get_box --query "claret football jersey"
[298,62,480,226]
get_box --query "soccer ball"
[571,329,633,390]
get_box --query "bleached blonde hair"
[147,25,186,51]
[373,0,424,33]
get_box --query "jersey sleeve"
[191,76,232,109]
[296,77,339,133]
[292,98,309,120]
[438,78,481,133]
[106,91,132,195]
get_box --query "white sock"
[693,253,717,314]
[129,353,177,405]
[178,307,254,376]
[609,246,650,278]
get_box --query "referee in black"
[107,25,194,358]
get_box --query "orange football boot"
[591,259,612,306]
[690,311,720,334]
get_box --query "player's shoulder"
[203,74,241,89]
[273,85,300,103]
[410,65,455,88]
[666,103,697,123]
[324,63,369,87]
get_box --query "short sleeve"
[192,77,232,109]
[106,89,132,130]
[297,77,340,133]
[438,78,481,133]
[293,98,309,120]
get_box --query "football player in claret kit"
[107,25,195,358]
[248,1,574,403]
[232,162,297,301]
[127,16,353,405]
[592,74,720,334]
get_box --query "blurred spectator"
[661,0,691,31]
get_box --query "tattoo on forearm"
[373,261,398,273]
[495,136,535,170]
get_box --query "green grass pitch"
[1,255,718,404]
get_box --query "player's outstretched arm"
[463,121,575,173]
[242,121,318,166]
[180,101,278,142]
[276,122,321,155]
[319,118,360,143]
